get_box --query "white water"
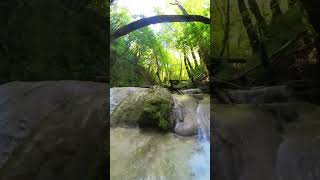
[190,99,210,179]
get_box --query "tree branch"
[111,15,210,40]
[171,0,189,15]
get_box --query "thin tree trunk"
[237,0,270,70]
[152,50,162,84]
[247,0,267,28]
[191,48,199,67]
[270,0,282,19]
[220,0,230,56]
[184,51,194,71]
[172,0,189,15]
[179,58,183,80]
[184,52,195,86]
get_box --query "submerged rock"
[111,87,174,131]
[110,127,197,180]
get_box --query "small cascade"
[111,88,211,179]
[190,98,210,179]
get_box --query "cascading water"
[190,98,210,179]
[111,88,210,179]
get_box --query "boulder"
[111,87,174,131]
[172,95,199,136]
[0,81,107,180]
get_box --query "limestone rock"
[111,87,174,131]
[0,81,107,180]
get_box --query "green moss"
[112,87,173,131]
[140,96,172,131]
[158,117,170,130]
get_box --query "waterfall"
[111,88,211,179]
[190,100,210,179]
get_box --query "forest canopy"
[110,0,210,87]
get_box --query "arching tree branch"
[111,15,210,40]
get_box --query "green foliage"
[110,0,210,87]
[212,0,311,81]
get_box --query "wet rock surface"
[173,94,210,136]
[111,87,210,135]
[110,127,197,180]
[212,102,320,180]
[0,81,107,180]
[110,87,211,179]
[111,87,174,130]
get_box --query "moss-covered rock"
[111,87,174,131]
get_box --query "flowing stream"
[190,98,210,179]
[110,88,210,180]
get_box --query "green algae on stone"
[139,88,173,130]
[111,87,174,131]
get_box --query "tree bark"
[111,15,210,40]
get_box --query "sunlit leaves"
[111,0,209,86]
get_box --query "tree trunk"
[153,50,162,84]
[220,0,230,57]
[179,58,183,80]
[191,48,199,67]
[237,0,271,71]
[270,0,282,19]
[247,0,267,28]
[185,52,194,71]
[183,52,195,86]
